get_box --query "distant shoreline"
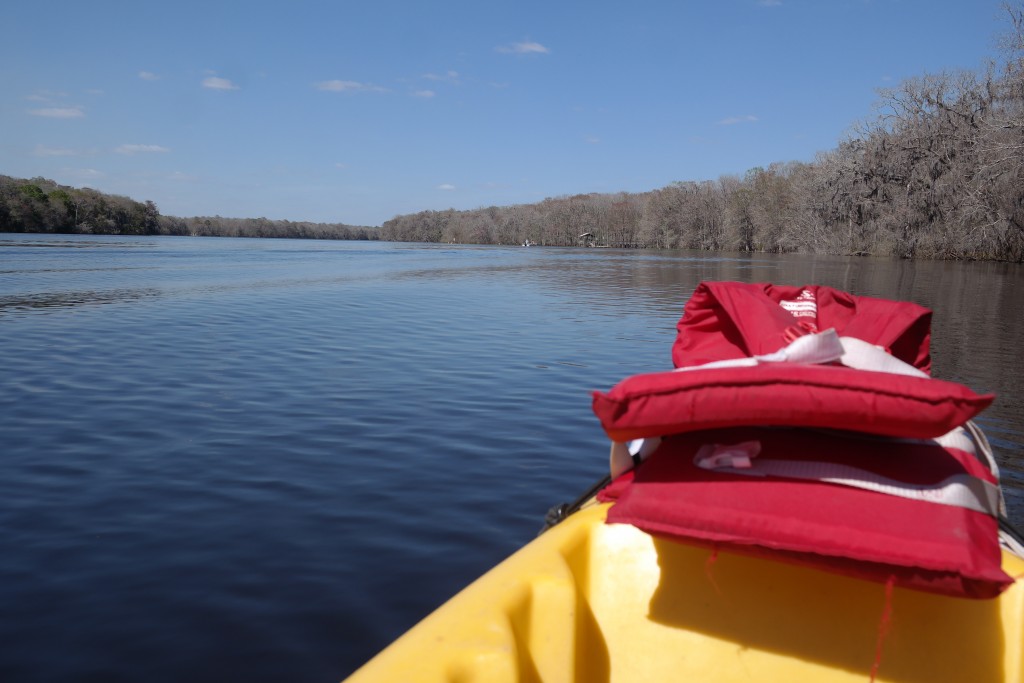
[0,175,377,241]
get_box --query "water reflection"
[373,246,1024,483]
[0,238,152,249]
[1,236,1020,491]
[0,287,163,314]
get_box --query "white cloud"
[496,41,550,55]
[115,144,170,155]
[139,71,160,81]
[585,136,601,144]
[717,114,759,125]
[423,70,460,83]
[63,167,105,180]
[438,183,456,191]
[202,76,240,90]
[758,0,783,5]
[315,80,387,93]
[30,106,85,118]
[25,90,68,103]
[413,89,435,98]
[34,145,79,156]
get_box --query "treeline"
[0,175,161,235]
[0,175,376,240]
[383,5,1024,261]
[156,215,377,240]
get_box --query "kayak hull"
[344,501,1024,682]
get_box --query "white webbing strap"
[837,335,929,378]
[880,426,1006,517]
[673,328,847,372]
[964,420,1007,518]
[672,328,929,377]
[695,454,1002,517]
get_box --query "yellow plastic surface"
[343,502,1024,682]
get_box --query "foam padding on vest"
[592,363,993,442]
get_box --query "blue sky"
[0,0,1009,226]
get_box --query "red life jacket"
[593,281,1012,599]
[671,281,933,373]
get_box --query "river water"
[1,234,1021,682]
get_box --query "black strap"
[538,473,612,535]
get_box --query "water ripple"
[0,234,1022,682]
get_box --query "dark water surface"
[1,235,1022,682]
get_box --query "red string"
[704,546,722,597]
[870,576,896,683]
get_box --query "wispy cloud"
[62,167,105,181]
[202,76,240,90]
[315,80,388,93]
[437,183,456,191]
[115,144,170,155]
[413,89,435,98]
[758,0,783,5]
[30,106,85,119]
[422,70,460,83]
[496,41,550,55]
[584,136,601,144]
[25,90,68,103]
[34,145,80,156]
[717,114,759,125]
[139,71,160,81]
